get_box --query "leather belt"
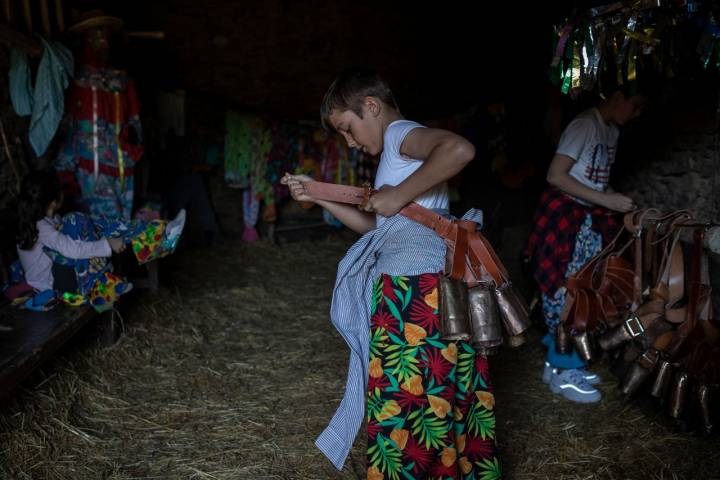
[302,181,511,287]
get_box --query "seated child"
[14,170,185,311]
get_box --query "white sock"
[166,209,186,239]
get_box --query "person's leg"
[544,214,604,402]
[542,291,587,375]
[367,273,500,479]
[126,211,186,265]
[90,205,185,265]
[92,215,147,240]
[61,213,108,295]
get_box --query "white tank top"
[374,120,448,227]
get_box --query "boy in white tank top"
[282,69,501,478]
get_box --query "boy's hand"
[281,173,315,203]
[360,185,407,217]
[603,192,635,212]
[108,237,126,253]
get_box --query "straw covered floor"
[1,234,718,479]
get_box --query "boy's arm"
[547,154,634,212]
[317,200,376,234]
[365,128,474,217]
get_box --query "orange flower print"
[441,343,458,364]
[369,357,383,378]
[404,323,427,346]
[427,395,451,419]
[401,374,424,396]
[376,400,402,422]
[441,447,457,467]
[459,456,473,474]
[476,391,495,410]
[424,287,438,310]
[367,465,384,480]
[390,428,409,451]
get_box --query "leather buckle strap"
[638,348,660,369]
[624,314,646,338]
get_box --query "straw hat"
[68,9,124,34]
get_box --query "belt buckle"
[624,314,645,338]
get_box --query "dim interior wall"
[610,73,719,222]
[613,76,720,310]
[112,0,550,122]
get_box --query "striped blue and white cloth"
[315,209,482,470]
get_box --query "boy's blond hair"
[320,68,398,130]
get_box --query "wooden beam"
[53,0,64,32]
[39,0,51,37]
[2,0,12,24]
[20,0,31,33]
[0,23,41,56]
[127,31,165,40]
[0,118,20,192]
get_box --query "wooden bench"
[0,210,121,400]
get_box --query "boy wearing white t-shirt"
[525,89,647,404]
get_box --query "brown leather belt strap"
[303,181,368,205]
[623,208,661,309]
[301,180,508,285]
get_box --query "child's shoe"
[550,368,602,403]
[162,209,186,253]
[543,362,601,386]
[577,367,601,385]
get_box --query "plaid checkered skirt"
[523,188,620,296]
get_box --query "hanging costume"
[56,63,143,220]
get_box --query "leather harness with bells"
[301,180,530,351]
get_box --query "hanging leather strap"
[664,229,705,358]
[644,210,691,286]
[623,208,661,309]
[639,229,705,370]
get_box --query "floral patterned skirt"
[367,273,501,480]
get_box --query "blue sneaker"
[543,362,601,385]
[578,367,601,385]
[550,368,602,403]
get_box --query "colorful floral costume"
[46,212,172,311]
[56,65,143,220]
